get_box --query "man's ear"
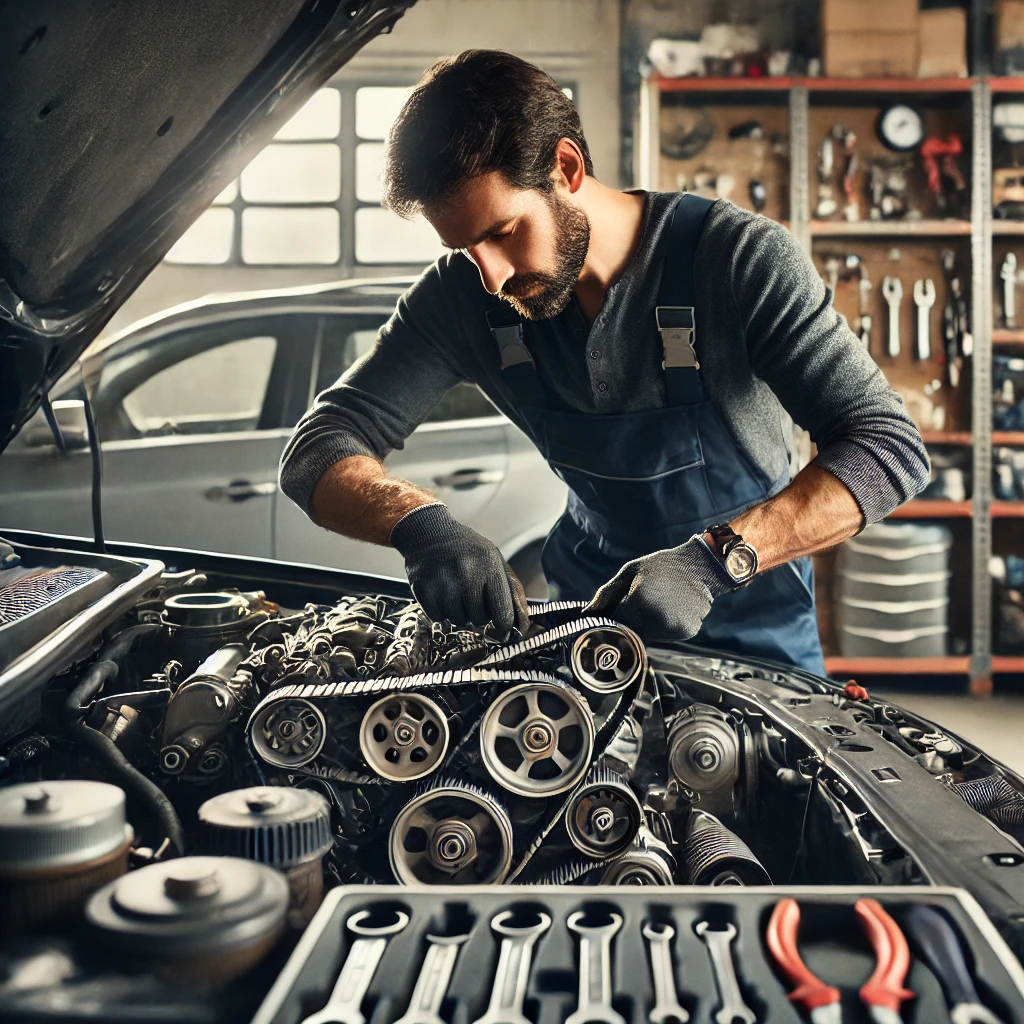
[552,137,587,194]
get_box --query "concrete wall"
[103,0,622,338]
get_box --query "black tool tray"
[252,886,1024,1024]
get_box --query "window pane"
[355,142,385,203]
[240,143,341,203]
[355,207,443,264]
[164,208,234,264]
[242,207,340,265]
[121,336,277,435]
[316,326,381,392]
[355,86,410,140]
[212,179,238,205]
[275,88,341,140]
[425,383,499,422]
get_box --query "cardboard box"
[919,8,968,78]
[821,0,918,35]
[995,0,1024,51]
[823,30,919,78]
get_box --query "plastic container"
[838,522,952,578]
[837,569,951,605]
[837,622,948,658]
[837,596,948,633]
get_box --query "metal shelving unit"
[638,70,1006,693]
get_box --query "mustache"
[499,271,558,299]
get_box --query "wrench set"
[253,887,1024,1024]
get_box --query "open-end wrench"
[394,932,470,1024]
[472,910,551,1024]
[1002,252,1017,329]
[914,278,936,361]
[882,276,902,358]
[643,922,689,1024]
[566,911,626,1024]
[300,909,410,1024]
[858,266,873,351]
[695,921,756,1024]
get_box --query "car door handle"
[432,468,505,490]
[203,480,277,503]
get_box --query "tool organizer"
[253,886,1024,1024]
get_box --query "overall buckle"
[656,306,699,369]
[491,323,534,370]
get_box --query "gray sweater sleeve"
[278,267,465,516]
[724,213,930,523]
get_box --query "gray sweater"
[279,194,930,525]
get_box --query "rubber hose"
[65,642,185,856]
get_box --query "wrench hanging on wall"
[914,279,936,361]
[882,276,903,358]
[1002,252,1018,329]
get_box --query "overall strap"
[657,193,714,406]
[486,304,546,407]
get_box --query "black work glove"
[585,535,734,641]
[391,503,530,638]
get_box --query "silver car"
[0,278,566,594]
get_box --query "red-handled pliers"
[766,897,915,1024]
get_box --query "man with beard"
[280,50,929,675]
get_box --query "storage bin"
[837,569,951,605]
[837,522,952,578]
[838,622,949,658]
[837,595,948,634]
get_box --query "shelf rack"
[638,69,1002,694]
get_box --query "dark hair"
[382,49,593,218]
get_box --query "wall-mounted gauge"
[877,104,925,152]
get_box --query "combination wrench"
[882,276,902,359]
[472,910,551,1024]
[1002,252,1017,329]
[300,909,410,1024]
[642,922,689,1024]
[913,278,936,361]
[394,932,470,1024]
[695,921,756,1024]
[566,911,626,1024]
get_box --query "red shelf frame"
[991,501,1024,517]
[992,656,1024,672]
[825,656,970,675]
[887,500,972,519]
[994,328,1024,344]
[921,430,972,445]
[811,219,971,236]
[993,432,1024,446]
[651,75,977,93]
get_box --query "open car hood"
[0,0,416,453]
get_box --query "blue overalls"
[486,194,826,676]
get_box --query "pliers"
[766,897,914,1024]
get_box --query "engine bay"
[3,537,1024,1019]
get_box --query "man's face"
[425,171,590,320]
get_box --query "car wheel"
[509,541,549,600]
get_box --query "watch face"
[878,104,924,152]
[725,545,757,581]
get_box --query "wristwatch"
[704,523,759,586]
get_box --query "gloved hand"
[585,535,734,640]
[391,503,530,638]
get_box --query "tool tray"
[253,885,1024,1024]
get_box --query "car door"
[0,314,312,557]
[274,313,509,576]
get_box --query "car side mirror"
[20,399,90,451]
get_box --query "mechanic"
[279,50,930,676]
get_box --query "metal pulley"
[249,698,326,768]
[359,692,450,781]
[565,767,643,858]
[480,681,594,797]
[570,625,646,693]
[666,703,740,796]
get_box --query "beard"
[498,193,590,320]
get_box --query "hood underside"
[0,0,416,452]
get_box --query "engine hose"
[64,644,185,856]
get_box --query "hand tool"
[472,910,551,1024]
[941,250,960,387]
[393,932,470,1024]
[858,265,873,351]
[952,277,973,357]
[695,921,757,1024]
[882,277,903,358]
[1002,253,1017,329]
[566,911,627,1024]
[904,905,1005,1024]
[766,898,913,1024]
[913,279,936,361]
[766,898,841,1024]
[854,898,914,1024]
[643,921,689,1024]
[299,909,410,1024]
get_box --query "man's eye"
[492,227,513,240]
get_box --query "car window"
[120,334,278,435]
[317,315,499,424]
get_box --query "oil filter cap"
[0,781,131,873]
[86,855,288,957]
[198,786,332,867]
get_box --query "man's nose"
[470,246,514,295]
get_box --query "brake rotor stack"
[242,599,649,885]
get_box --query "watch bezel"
[705,523,759,585]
